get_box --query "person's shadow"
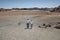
[24,27,32,29]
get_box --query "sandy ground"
[0,15,60,40]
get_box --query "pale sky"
[0,0,60,8]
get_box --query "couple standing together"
[26,19,33,29]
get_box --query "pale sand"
[0,15,60,40]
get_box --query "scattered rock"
[43,24,46,26]
[38,26,41,28]
[54,25,60,29]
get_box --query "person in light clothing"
[30,20,33,29]
[26,19,30,29]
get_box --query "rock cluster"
[51,5,60,12]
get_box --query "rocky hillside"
[50,5,60,12]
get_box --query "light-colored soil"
[0,10,60,40]
[0,10,60,16]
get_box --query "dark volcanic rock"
[51,5,60,12]
[54,25,60,29]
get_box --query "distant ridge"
[0,5,60,12]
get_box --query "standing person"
[26,19,30,29]
[30,20,33,29]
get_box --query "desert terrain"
[0,10,60,40]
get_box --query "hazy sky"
[0,0,60,8]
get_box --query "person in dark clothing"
[27,23,29,28]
